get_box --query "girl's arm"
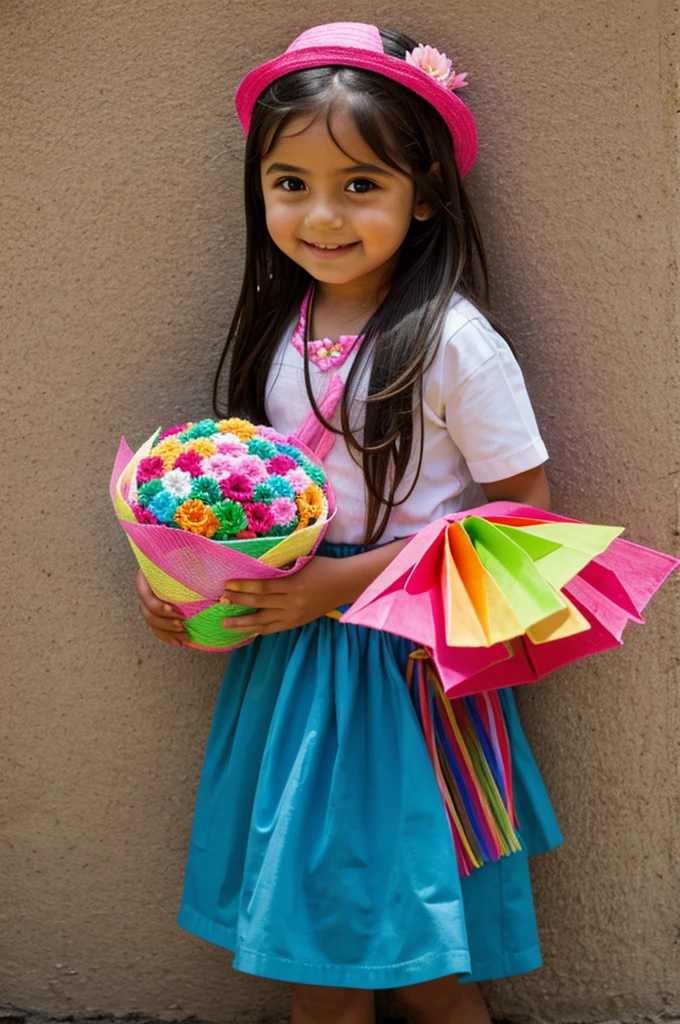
[134,540,411,644]
[220,464,551,635]
[135,464,550,643]
[219,538,411,634]
[480,464,550,511]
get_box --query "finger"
[220,591,290,609]
[244,620,287,636]
[136,571,178,618]
[140,603,186,634]
[221,578,287,599]
[151,627,186,647]
[224,611,281,632]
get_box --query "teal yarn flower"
[267,518,299,537]
[190,475,222,506]
[253,482,276,504]
[274,443,304,464]
[178,419,218,442]
[137,478,164,508]
[213,500,248,538]
[247,438,278,460]
[148,490,181,523]
[267,475,295,500]
[299,458,327,487]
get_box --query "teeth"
[308,242,356,250]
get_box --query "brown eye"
[346,178,378,194]
[276,177,306,192]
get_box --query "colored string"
[406,648,521,876]
[325,612,521,876]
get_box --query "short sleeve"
[441,316,548,483]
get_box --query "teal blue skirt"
[177,542,563,989]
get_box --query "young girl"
[137,23,562,1024]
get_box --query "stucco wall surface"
[1,1,678,1022]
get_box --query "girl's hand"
[220,557,348,635]
[221,539,409,636]
[135,569,187,647]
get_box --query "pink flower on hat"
[405,45,468,90]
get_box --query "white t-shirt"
[265,293,548,545]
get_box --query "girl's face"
[260,106,420,299]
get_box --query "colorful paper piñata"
[341,501,679,873]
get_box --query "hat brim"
[234,46,478,177]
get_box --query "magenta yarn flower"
[267,454,298,475]
[136,455,165,484]
[219,473,254,503]
[243,501,275,535]
[202,453,241,480]
[158,423,189,441]
[285,467,312,492]
[131,502,159,525]
[174,450,204,477]
[270,497,297,526]
[233,455,269,485]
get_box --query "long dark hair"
[214,28,504,545]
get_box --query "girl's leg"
[291,983,375,1024]
[394,977,491,1024]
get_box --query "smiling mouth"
[302,241,359,252]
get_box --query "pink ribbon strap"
[293,373,345,460]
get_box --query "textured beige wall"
[2,1,678,1021]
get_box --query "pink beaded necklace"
[290,285,362,372]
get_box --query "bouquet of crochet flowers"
[111,416,335,650]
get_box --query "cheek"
[362,206,412,250]
[360,188,415,246]
[264,201,299,246]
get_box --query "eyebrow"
[264,161,393,176]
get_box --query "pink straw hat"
[234,22,478,177]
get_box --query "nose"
[304,194,344,231]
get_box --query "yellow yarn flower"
[296,483,326,526]
[174,499,221,538]
[184,437,217,458]
[150,438,183,472]
[216,418,257,441]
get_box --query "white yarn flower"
[162,468,193,499]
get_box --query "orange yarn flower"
[150,438,183,472]
[296,483,326,527]
[174,499,221,538]
[295,511,310,531]
[183,437,217,458]
[216,417,257,441]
